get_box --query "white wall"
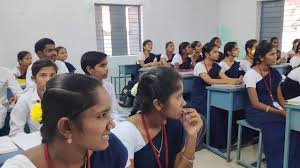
[0,0,218,76]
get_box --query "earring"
[67,137,72,144]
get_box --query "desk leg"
[283,108,291,168]
[206,90,211,146]
[225,92,234,162]
[118,69,121,95]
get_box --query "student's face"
[162,81,186,119]
[57,48,68,62]
[39,44,57,61]
[272,39,280,49]
[19,53,32,67]
[194,42,203,53]
[71,87,115,151]
[214,39,222,48]
[88,58,109,80]
[144,42,153,51]
[166,43,175,53]
[261,48,277,66]
[184,44,193,55]
[230,45,240,57]
[32,66,57,92]
[207,47,220,61]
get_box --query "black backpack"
[118,85,134,107]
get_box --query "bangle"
[266,106,270,113]
[181,154,195,163]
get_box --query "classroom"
[1,0,300,168]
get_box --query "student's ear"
[57,117,73,142]
[36,51,43,59]
[31,76,36,83]
[153,99,163,112]
[86,65,94,75]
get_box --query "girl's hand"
[181,108,203,137]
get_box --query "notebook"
[0,136,18,154]
[287,96,300,106]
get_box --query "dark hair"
[142,39,152,51]
[80,51,107,74]
[252,41,274,67]
[55,46,65,54]
[191,41,201,49]
[245,39,258,55]
[179,42,190,55]
[41,74,103,143]
[31,59,58,77]
[224,42,238,57]
[34,38,55,54]
[296,41,300,54]
[17,51,30,61]
[270,37,279,43]
[292,39,300,51]
[133,67,182,114]
[202,42,217,58]
[210,37,220,45]
[165,41,174,49]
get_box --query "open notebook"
[287,96,300,106]
[0,136,18,154]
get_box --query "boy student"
[9,59,57,136]
[25,38,69,89]
[80,51,122,122]
[0,67,23,130]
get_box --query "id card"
[273,101,283,110]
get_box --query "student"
[9,59,57,137]
[55,46,76,73]
[81,51,122,122]
[290,41,300,69]
[190,41,204,68]
[12,51,32,80]
[160,41,175,67]
[287,39,300,63]
[210,37,224,62]
[2,74,129,168]
[219,42,245,78]
[0,67,23,129]
[112,67,203,168]
[243,42,300,168]
[25,38,69,89]
[270,37,283,64]
[171,42,193,70]
[281,66,300,100]
[190,42,242,148]
[240,39,258,73]
[136,39,160,69]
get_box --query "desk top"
[207,85,246,92]
[285,104,300,110]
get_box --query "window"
[94,4,143,56]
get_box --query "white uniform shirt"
[290,56,300,69]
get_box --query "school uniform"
[244,68,300,168]
[217,51,225,62]
[112,118,185,168]
[11,66,26,79]
[171,54,192,70]
[25,60,69,90]
[160,53,175,63]
[189,62,227,148]
[136,52,160,70]
[287,50,295,63]
[0,67,23,129]
[9,87,41,137]
[290,56,300,69]
[65,62,76,73]
[281,67,300,100]
[239,59,252,73]
[219,60,245,78]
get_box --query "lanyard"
[141,114,169,168]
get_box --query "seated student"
[160,41,175,67]
[219,42,245,78]
[81,51,122,122]
[112,67,203,168]
[281,66,300,100]
[287,39,300,63]
[26,38,69,90]
[244,42,300,168]
[290,41,300,69]
[137,39,160,69]
[190,42,242,148]
[9,59,57,137]
[55,46,76,73]
[240,39,258,73]
[190,41,204,68]
[171,42,193,70]
[210,37,225,62]
[0,67,23,130]
[270,37,284,64]
[2,74,128,168]
[12,51,32,80]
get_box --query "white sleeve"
[243,70,257,88]
[240,60,251,73]
[9,95,30,136]
[290,57,300,69]
[218,62,226,72]
[0,103,7,129]
[6,69,23,97]
[11,67,21,78]
[137,52,145,61]
[56,61,69,74]
[160,53,168,62]
[193,63,207,76]
[171,54,182,65]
